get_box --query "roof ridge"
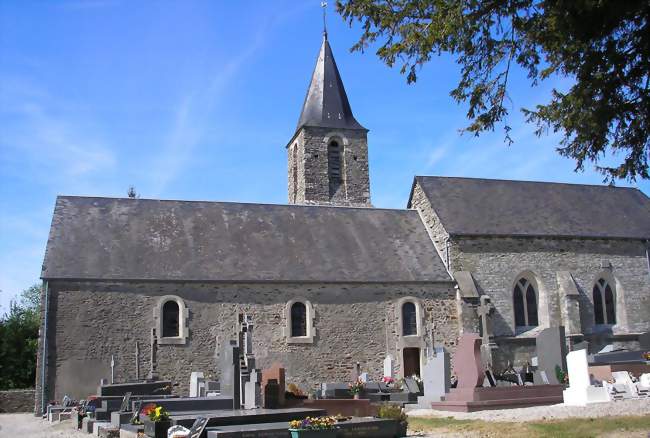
[415,175,645,192]
[55,195,414,213]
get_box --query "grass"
[408,415,650,437]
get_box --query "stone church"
[35,33,650,412]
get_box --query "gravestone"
[383,355,393,378]
[261,363,285,407]
[534,326,567,385]
[359,372,368,383]
[219,341,241,409]
[190,372,206,397]
[119,392,132,412]
[453,333,483,389]
[562,349,610,405]
[417,346,450,407]
[263,379,280,409]
[404,378,420,394]
[188,416,209,438]
[244,369,262,409]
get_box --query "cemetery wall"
[0,389,35,413]
[38,280,458,405]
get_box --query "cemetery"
[30,316,650,438]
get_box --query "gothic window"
[162,300,180,337]
[154,295,188,345]
[402,302,418,336]
[513,277,539,328]
[328,140,342,196]
[593,278,616,325]
[291,302,307,337]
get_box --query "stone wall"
[410,179,650,366]
[288,126,370,206]
[37,280,458,410]
[450,236,650,338]
[0,389,35,413]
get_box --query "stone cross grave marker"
[453,333,483,389]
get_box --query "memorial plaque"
[119,392,132,413]
[188,416,208,438]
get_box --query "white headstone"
[562,349,610,405]
[417,347,450,407]
[190,371,205,398]
[383,355,393,378]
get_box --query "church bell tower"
[287,32,371,207]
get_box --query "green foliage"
[0,283,41,390]
[337,0,649,182]
[377,403,407,425]
[554,364,567,384]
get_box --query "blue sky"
[1,0,647,312]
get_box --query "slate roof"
[42,196,451,282]
[410,176,650,239]
[295,35,366,132]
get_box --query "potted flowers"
[348,378,365,399]
[288,416,338,438]
[142,404,172,438]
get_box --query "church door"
[403,348,421,377]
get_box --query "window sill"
[286,336,314,344]
[158,336,187,345]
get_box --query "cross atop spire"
[321,1,328,40]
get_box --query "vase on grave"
[289,430,337,438]
[143,418,172,438]
[353,393,360,400]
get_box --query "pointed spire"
[295,35,366,132]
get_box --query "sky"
[1,0,648,313]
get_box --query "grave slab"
[99,381,172,397]
[170,407,326,430]
[206,417,399,438]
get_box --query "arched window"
[327,140,342,196]
[593,278,616,325]
[402,302,417,336]
[513,277,538,328]
[291,302,307,337]
[284,300,315,343]
[154,295,188,345]
[162,300,180,337]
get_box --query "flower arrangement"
[142,404,170,422]
[289,416,337,430]
[348,378,364,395]
[643,351,650,361]
[381,376,394,385]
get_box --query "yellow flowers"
[288,416,338,430]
